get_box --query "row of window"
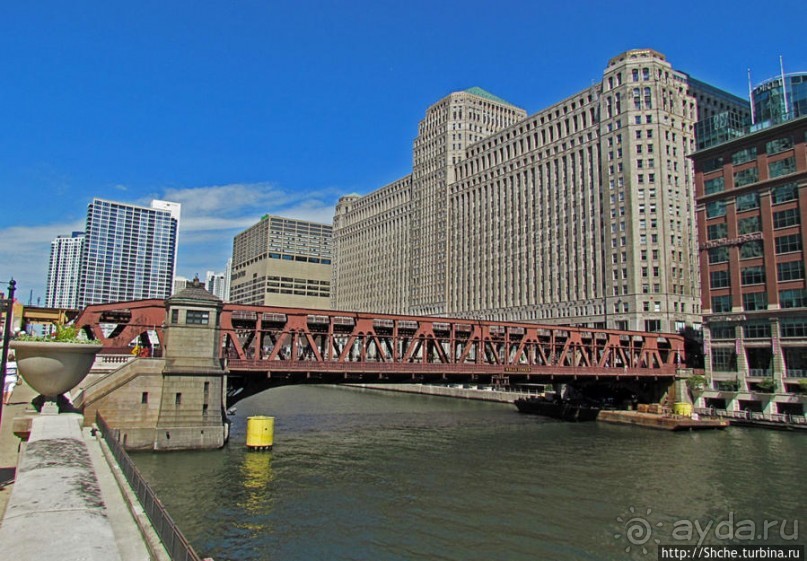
[700,134,796,172]
[709,262,805,288]
[708,234,801,264]
[703,157,797,196]
[711,288,807,312]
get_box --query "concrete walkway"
[0,380,163,561]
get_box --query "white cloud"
[0,220,85,303]
[1,181,344,302]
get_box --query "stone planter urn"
[10,341,102,400]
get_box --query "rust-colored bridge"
[75,300,684,399]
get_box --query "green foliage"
[755,377,776,393]
[16,323,100,344]
[686,374,707,391]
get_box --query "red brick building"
[692,111,807,416]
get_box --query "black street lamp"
[0,279,18,422]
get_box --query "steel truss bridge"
[75,300,685,404]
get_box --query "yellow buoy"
[673,402,692,417]
[246,416,275,450]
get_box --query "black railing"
[95,413,203,561]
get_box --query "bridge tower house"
[155,277,228,450]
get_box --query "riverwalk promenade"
[0,380,169,561]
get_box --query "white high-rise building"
[78,198,181,307]
[205,266,230,301]
[45,231,85,309]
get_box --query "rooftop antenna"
[780,55,789,115]
[747,68,756,124]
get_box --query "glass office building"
[752,72,807,126]
[78,198,181,307]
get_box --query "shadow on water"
[132,385,807,561]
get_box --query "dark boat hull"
[514,398,600,422]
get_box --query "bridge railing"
[95,413,203,561]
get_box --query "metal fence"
[95,413,203,561]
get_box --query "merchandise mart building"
[333,49,749,334]
[691,71,807,415]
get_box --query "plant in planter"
[11,323,102,411]
[686,374,707,392]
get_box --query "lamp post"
[0,278,18,422]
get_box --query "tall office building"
[78,198,181,307]
[206,265,230,301]
[691,75,807,414]
[45,231,84,309]
[230,215,332,308]
[332,49,750,333]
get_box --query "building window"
[773,208,800,229]
[706,200,726,218]
[186,310,210,325]
[737,216,761,234]
[710,323,735,339]
[740,240,764,259]
[710,270,730,288]
[781,318,807,337]
[704,177,725,195]
[742,291,767,311]
[743,322,771,339]
[175,393,182,405]
[741,266,765,285]
[708,247,729,264]
[766,136,793,154]
[775,234,802,254]
[735,192,759,211]
[711,295,732,312]
[734,167,759,187]
[732,147,757,165]
[771,182,798,204]
[707,223,728,240]
[171,309,179,323]
[769,157,796,178]
[702,156,724,173]
[141,392,148,404]
[780,289,807,309]
[777,261,805,282]
[712,348,737,371]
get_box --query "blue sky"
[0,0,804,304]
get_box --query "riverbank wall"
[345,382,533,403]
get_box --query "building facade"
[752,72,807,126]
[78,198,181,307]
[230,215,332,308]
[206,264,230,301]
[333,49,749,333]
[45,231,85,309]
[692,108,807,414]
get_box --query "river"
[132,385,806,561]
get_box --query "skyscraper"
[332,49,750,334]
[78,198,181,307]
[45,231,84,309]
